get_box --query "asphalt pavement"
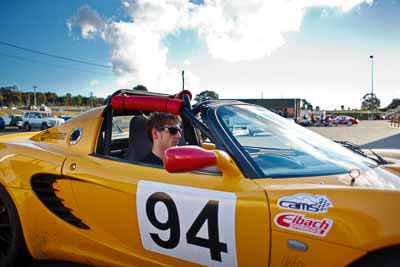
[308,120,400,149]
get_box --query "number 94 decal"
[137,181,237,267]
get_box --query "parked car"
[0,89,399,267]
[232,124,250,136]
[9,114,23,128]
[334,115,359,125]
[60,115,73,121]
[298,119,313,127]
[2,114,24,129]
[0,117,5,130]
[22,111,65,131]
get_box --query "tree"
[45,92,57,105]
[361,93,380,110]
[194,90,219,104]
[64,93,72,106]
[301,99,313,111]
[10,93,22,106]
[385,98,400,111]
[341,105,345,111]
[37,93,46,106]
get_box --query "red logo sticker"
[274,212,333,237]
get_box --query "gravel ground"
[308,120,400,149]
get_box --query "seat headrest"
[126,115,152,161]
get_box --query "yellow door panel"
[62,155,271,267]
[270,230,365,267]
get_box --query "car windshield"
[216,104,377,178]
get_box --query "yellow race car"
[0,89,399,267]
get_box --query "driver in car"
[142,112,182,165]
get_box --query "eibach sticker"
[278,193,332,214]
[274,212,333,237]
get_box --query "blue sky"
[0,0,399,110]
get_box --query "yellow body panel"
[0,141,65,189]
[60,155,270,266]
[255,173,400,264]
[270,231,365,267]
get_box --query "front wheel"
[349,246,400,267]
[41,123,48,130]
[23,123,31,131]
[0,185,32,266]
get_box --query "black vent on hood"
[31,174,89,229]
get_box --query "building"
[224,98,303,120]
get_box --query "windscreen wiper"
[335,140,388,165]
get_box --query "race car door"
[62,154,271,267]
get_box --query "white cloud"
[67,5,105,39]
[68,0,374,96]
[191,1,302,61]
[190,0,374,61]
[90,80,100,86]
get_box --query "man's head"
[147,112,182,157]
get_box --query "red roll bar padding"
[111,95,184,115]
[174,90,192,100]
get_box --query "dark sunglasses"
[158,127,182,135]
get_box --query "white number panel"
[136,180,237,267]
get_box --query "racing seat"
[126,115,152,161]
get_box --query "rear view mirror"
[164,146,217,173]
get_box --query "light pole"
[369,55,374,120]
[33,85,37,109]
[370,55,374,97]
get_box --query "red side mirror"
[164,146,217,173]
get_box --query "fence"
[390,117,400,128]
[385,106,400,118]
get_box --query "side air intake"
[31,174,90,229]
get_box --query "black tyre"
[23,123,31,131]
[41,123,48,130]
[0,185,32,267]
[348,246,400,267]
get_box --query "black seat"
[126,115,152,161]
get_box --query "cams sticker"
[274,212,333,237]
[278,193,332,213]
[136,180,237,267]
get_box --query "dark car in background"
[60,115,73,121]
[9,114,23,128]
[0,117,5,130]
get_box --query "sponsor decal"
[40,131,67,141]
[274,212,333,237]
[278,193,332,213]
[137,181,237,267]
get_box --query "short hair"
[146,112,181,141]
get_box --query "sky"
[0,0,399,110]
